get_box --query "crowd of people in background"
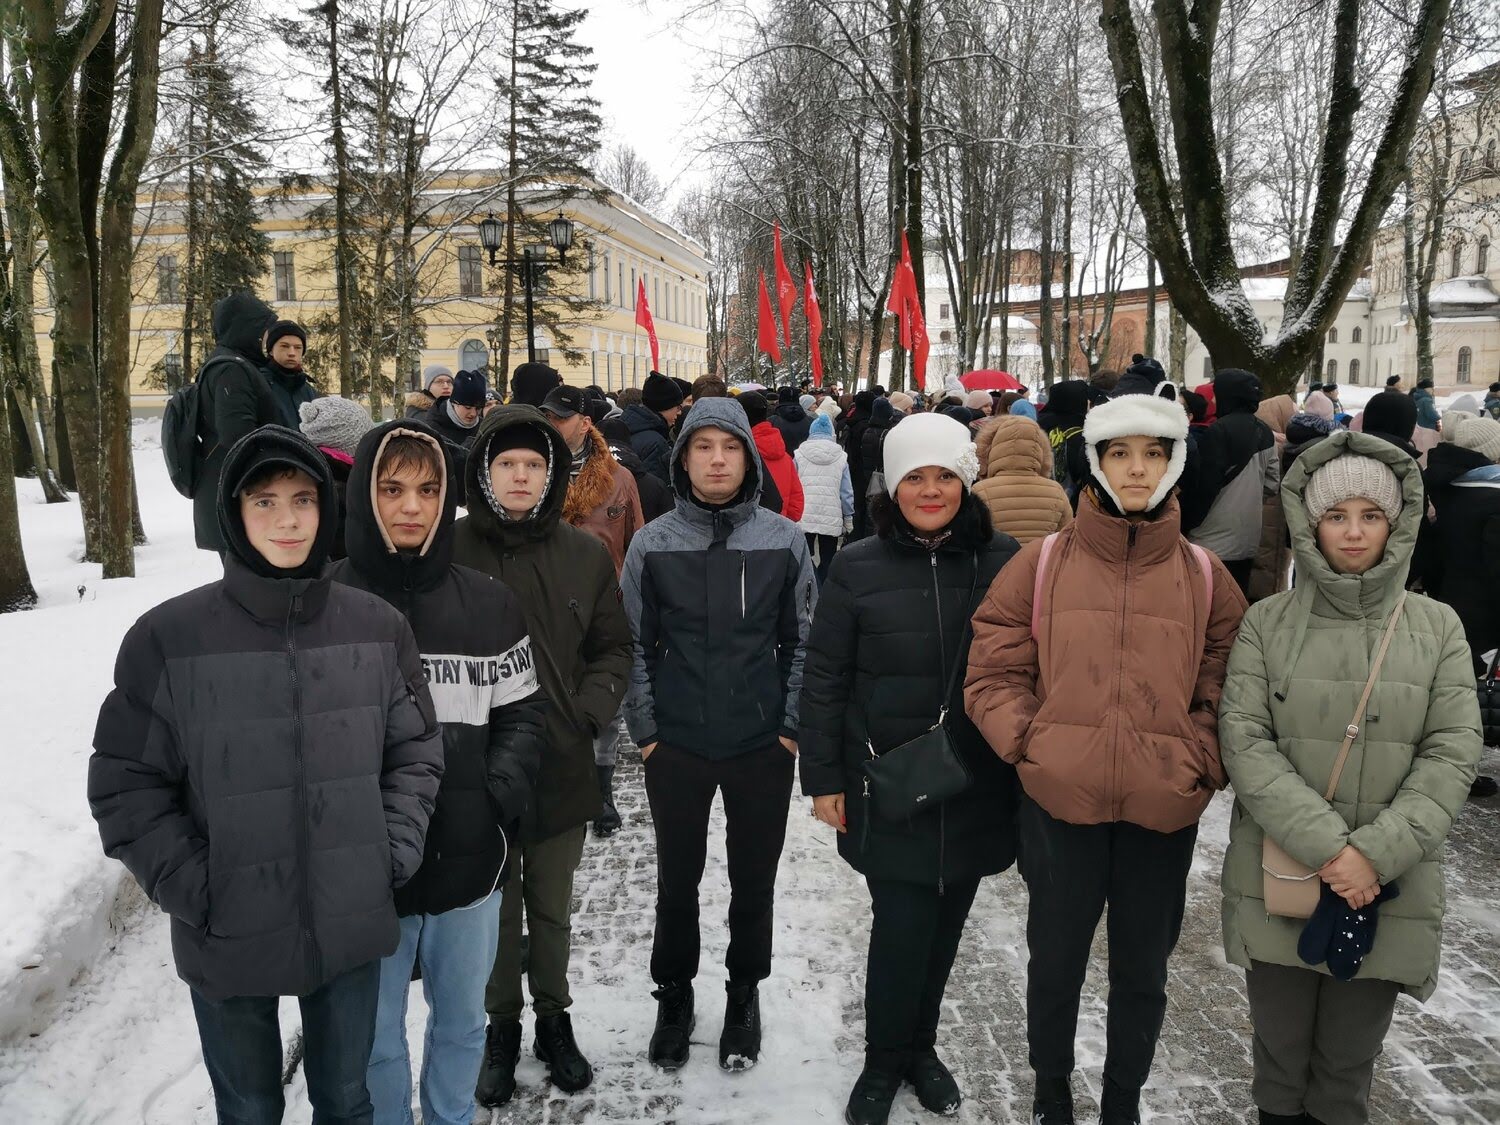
[91,291,1492,1125]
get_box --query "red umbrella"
[960,369,1024,392]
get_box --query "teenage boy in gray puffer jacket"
[89,424,443,1125]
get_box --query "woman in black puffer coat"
[799,412,1021,1125]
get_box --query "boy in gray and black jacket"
[621,395,817,1074]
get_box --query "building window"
[1457,346,1472,384]
[458,246,483,297]
[1326,359,1337,380]
[1349,359,1360,385]
[1451,240,1464,278]
[1351,326,1362,343]
[157,255,181,304]
[273,251,296,302]
[1203,357,1213,379]
[1488,139,1498,171]
[1479,237,1490,274]
[1327,327,1337,344]
[602,253,612,303]
[630,268,636,308]
[618,263,625,307]
[939,303,950,320]
[163,351,183,386]
[459,338,488,372]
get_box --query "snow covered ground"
[0,418,1496,1124]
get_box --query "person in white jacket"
[796,413,854,585]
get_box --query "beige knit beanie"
[1448,413,1500,464]
[1304,454,1402,524]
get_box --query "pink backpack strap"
[1031,533,1061,642]
[1189,544,1214,605]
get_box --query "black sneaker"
[534,1011,593,1092]
[474,1020,521,1108]
[1031,1072,1075,1124]
[906,1047,961,1114]
[719,982,761,1071]
[844,1054,905,1125]
[594,765,623,836]
[649,982,695,1070]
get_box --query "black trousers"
[1224,556,1255,599]
[864,876,981,1061]
[1018,798,1197,1107]
[805,533,840,587]
[643,742,795,986]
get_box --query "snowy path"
[3,741,1497,1124]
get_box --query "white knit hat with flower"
[881,412,981,497]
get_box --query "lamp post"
[484,324,504,375]
[477,211,575,366]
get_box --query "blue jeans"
[367,892,501,1125]
[190,960,380,1125]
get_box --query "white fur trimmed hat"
[882,412,981,497]
[1082,393,1190,512]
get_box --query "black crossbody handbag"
[862,553,978,822]
[1479,652,1500,748]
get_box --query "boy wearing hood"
[190,292,280,552]
[770,385,813,453]
[965,395,1246,1125]
[621,397,817,1073]
[451,406,633,1106]
[330,420,547,1125]
[89,425,443,1124]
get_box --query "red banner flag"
[804,261,824,384]
[885,231,929,385]
[635,278,660,371]
[756,269,782,363]
[773,223,798,347]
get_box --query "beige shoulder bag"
[1261,591,1407,919]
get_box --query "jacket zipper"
[740,555,747,618]
[1113,525,1137,821]
[286,594,319,988]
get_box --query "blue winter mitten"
[1324,881,1400,981]
[1297,882,1343,969]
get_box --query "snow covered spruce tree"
[1100,0,1455,394]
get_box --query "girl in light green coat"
[1218,431,1480,1125]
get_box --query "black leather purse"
[1479,653,1500,748]
[862,554,978,823]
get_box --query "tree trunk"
[51,364,76,491]
[0,378,36,610]
[1169,304,1187,384]
[1145,254,1157,356]
[497,3,521,397]
[326,0,356,397]
[1038,184,1056,387]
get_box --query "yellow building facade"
[31,172,712,411]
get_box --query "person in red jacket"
[740,391,805,522]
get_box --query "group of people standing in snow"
[86,293,1488,1125]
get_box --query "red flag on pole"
[756,269,782,363]
[885,231,929,385]
[773,223,798,347]
[804,261,824,384]
[635,278,660,371]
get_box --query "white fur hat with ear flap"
[1082,393,1190,512]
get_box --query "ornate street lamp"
[548,213,575,262]
[478,213,504,267]
[472,210,579,366]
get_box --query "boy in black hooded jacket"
[330,418,547,1125]
[89,424,443,1124]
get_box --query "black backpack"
[161,379,204,498]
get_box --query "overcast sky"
[574,1,733,208]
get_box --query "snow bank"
[0,447,218,1041]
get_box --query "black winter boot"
[594,765,623,836]
[719,982,761,1071]
[1470,774,1498,799]
[844,1050,907,1125]
[649,982,695,1070]
[905,1047,961,1115]
[474,1020,521,1108]
[534,1011,593,1092]
[1030,1072,1074,1124]
[1099,1076,1139,1123]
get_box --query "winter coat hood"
[1424,440,1492,489]
[463,405,571,546]
[343,419,458,595]
[774,400,808,424]
[978,414,1053,479]
[668,395,763,509]
[1213,368,1263,416]
[211,292,277,364]
[624,401,670,441]
[216,424,339,581]
[972,416,1074,544]
[1040,379,1089,429]
[1281,431,1422,618]
[1256,394,1297,436]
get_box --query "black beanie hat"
[1386,374,1401,387]
[265,319,307,351]
[738,391,769,427]
[642,371,684,412]
[486,423,552,467]
[511,362,562,406]
[451,368,488,408]
[671,376,694,402]
[777,385,797,404]
[1416,377,1435,389]
[1361,389,1418,443]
